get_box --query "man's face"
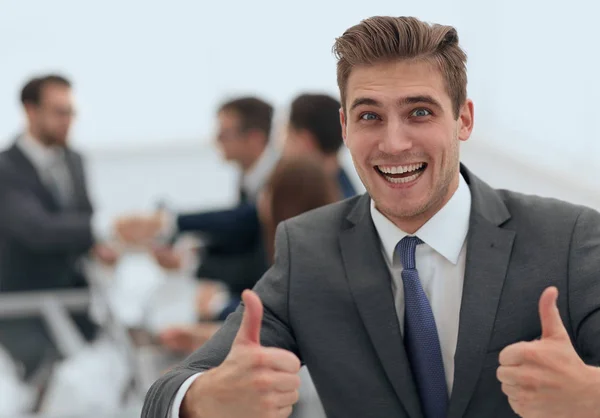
[215,110,250,163]
[27,83,75,147]
[340,59,474,229]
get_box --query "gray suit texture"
[0,139,96,378]
[0,141,94,292]
[142,166,600,418]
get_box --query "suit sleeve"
[141,222,297,418]
[0,173,94,253]
[176,203,260,253]
[568,206,600,366]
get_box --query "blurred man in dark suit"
[117,97,278,314]
[0,74,117,378]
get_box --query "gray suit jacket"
[0,140,94,292]
[142,166,600,418]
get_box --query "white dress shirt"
[239,144,280,203]
[169,174,471,416]
[17,133,75,207]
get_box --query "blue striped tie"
[397,236,448,418]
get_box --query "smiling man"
[142,16,600,418]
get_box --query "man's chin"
[387,206,428,221]
[373,197,428,219]
[44,135,69,147]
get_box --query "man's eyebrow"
[349,97,382,111]
[398,95,442,108]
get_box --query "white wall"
[2,0,598,210]
[1,1,598,168]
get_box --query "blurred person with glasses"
[0,74,118,380]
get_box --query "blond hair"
[333,16,467,118]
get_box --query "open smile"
[374,162,428,185]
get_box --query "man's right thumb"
[234,290,263,345]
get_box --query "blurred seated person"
[159,156,340,353]
[0,74,118,378]
[117,97,277,305]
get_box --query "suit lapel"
[5,142,60,208]
[447,166,516,418]
[340,195,424,418]
[64,151,90,211]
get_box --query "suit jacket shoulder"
[496,188,596,238]
[284,195,363,235]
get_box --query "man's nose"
[378,119,413,155]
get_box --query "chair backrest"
[81,258,145,400]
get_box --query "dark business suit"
[176,185,269,305]
[143,165,600,417]
[0,140,97,378]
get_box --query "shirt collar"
[241,145,280,201]
[17,132,65,171]
[370,173,471,266]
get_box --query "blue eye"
[411,108,431,117]
[360,112,379,121]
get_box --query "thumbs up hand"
[497,287,600,417]
[181,290,301,418]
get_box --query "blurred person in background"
[158,156,340,354]
[117,97,278,318]
[204,93,358,319]
[0,74,118,379]
[283,93,356,199]
[163,93,358,324]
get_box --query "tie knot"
[396,236,423,270]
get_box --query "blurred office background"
[0,0,598,416]
[2,0,598,217]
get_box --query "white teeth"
[378,163,424,174]
[383,171,422,184]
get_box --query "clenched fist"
[181,290,301,418]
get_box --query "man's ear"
[340,108,348,146]
[457,99,474,142]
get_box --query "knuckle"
[520,390,533,403]
[248,349,266,368]
[520,372,536,388]
[288,355,301,372]
[292,374,302,389]
[280,406,293,417]
[522,345,540,363]
[290,389,300,404]
[259,396,276,410]
[496,366,504,381]
[252,373,273,391]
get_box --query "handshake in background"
[114,211,170,248]
[93,210,190,272]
